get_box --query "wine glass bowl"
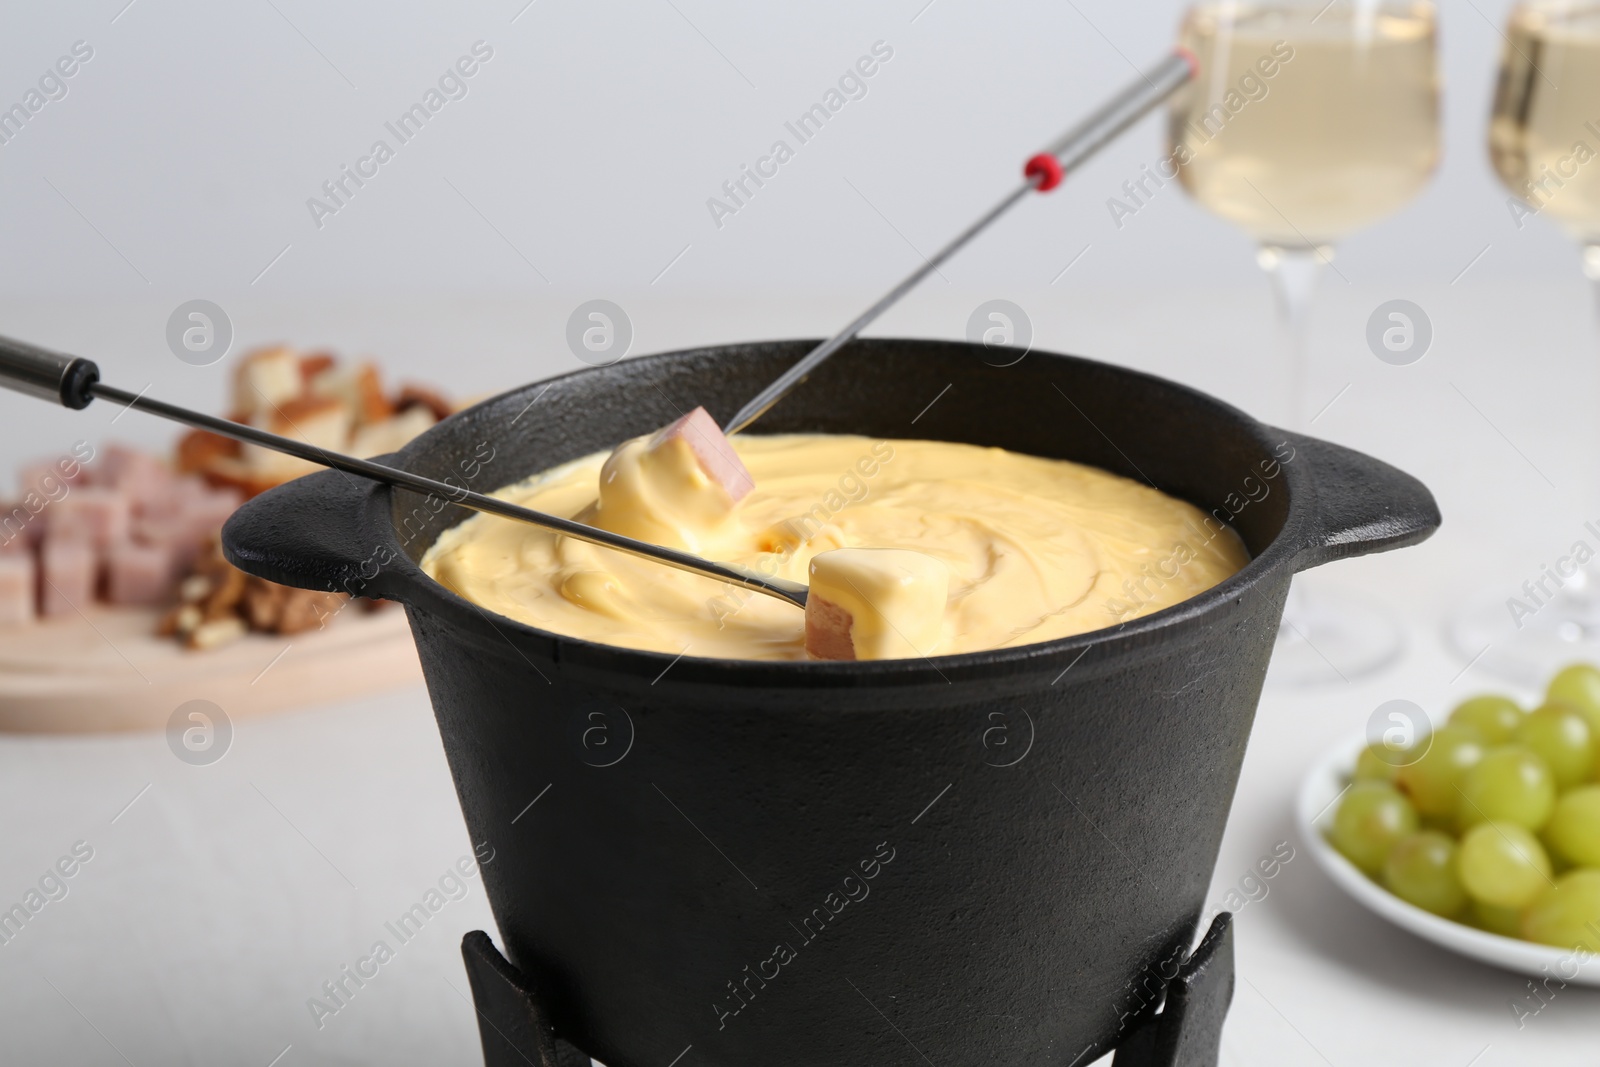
[1170,2,1441,251]
[1489,3,1600,251]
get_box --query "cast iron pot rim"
[378,339,1314,689]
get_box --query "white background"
[3,1,1600,1065]
[0,0,1572,301]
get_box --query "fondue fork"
[722,48,1198,436]
[0,54,1196,612]
[0,336,811,609]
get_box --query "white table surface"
[2,285,1598,1066]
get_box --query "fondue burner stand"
[459,912,1235,1067]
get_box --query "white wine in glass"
[1169,1,1441,685]
[1173,3,1440,250]
[1489,3,1600,274]
[1450,2,1600,685]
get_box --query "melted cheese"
[421,434,1249,661]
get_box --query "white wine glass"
[1448,1,1600,685]
[1169,0,1441,685]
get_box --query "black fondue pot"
[224,339,1439,1067]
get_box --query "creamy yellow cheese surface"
[421,434,1250,661]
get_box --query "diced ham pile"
[0,344,453,648]
[0,444,244,625]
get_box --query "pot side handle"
[1282,430,1442,572]
[222,465,410,603]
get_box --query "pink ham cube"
[0,501,37,553]
[650,406,754,504]
[168,476,214,521]
[180,488,243,541]
[17,454,90,502]
[47,487,130,549]
[135,487,181,523]
[803,549,949,661]
[174,475,213,503]
[0,553,34,626]
[122,483,238,572]
[98,444,174,498]
[39,538,98,617]
[132,514,200,571]
[804,595,857,661]
[106,542,176,607]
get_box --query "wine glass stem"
[1587,244,1600,332]
[1260,246,1328,432]
[1262,245,1327,633]
[1590,245,1600,530]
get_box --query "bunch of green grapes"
[1331,663,1600,952]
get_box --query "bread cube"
[232,346,304,418]
[239,395,351,484]
[349,406,436,459]
[309,360,392,425]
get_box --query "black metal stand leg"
[462,918,1234,1067]
[462,931,592,1067]
[1113,912,1235,1067]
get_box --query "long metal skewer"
[0,50,1196,609]
[721,48,1197,436]
[0,336,811,608]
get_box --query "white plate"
[1297,735,1600,987]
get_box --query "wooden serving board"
[0,605,423,733]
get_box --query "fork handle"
[0,334,101,409]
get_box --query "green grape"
[1472,899,1523,937]
[1354,744,1399,782]
[1521,870,1600,952]
[1545,786,1600,868]
[1548,664,1600,783]
[1456,746,1557,831]
[1396,727,1484,818]
[1515,703,1595,790]
[1458,822,1553,909]
[1419,813,1457,836]
[1448,695,1524,746]
[1543,837,1574,876]
[1382,831,1467,918]
[1331,782,1418,876]
[1547,663,1600,726]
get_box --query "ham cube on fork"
[804,548,949,661]
[650,407,754,505]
